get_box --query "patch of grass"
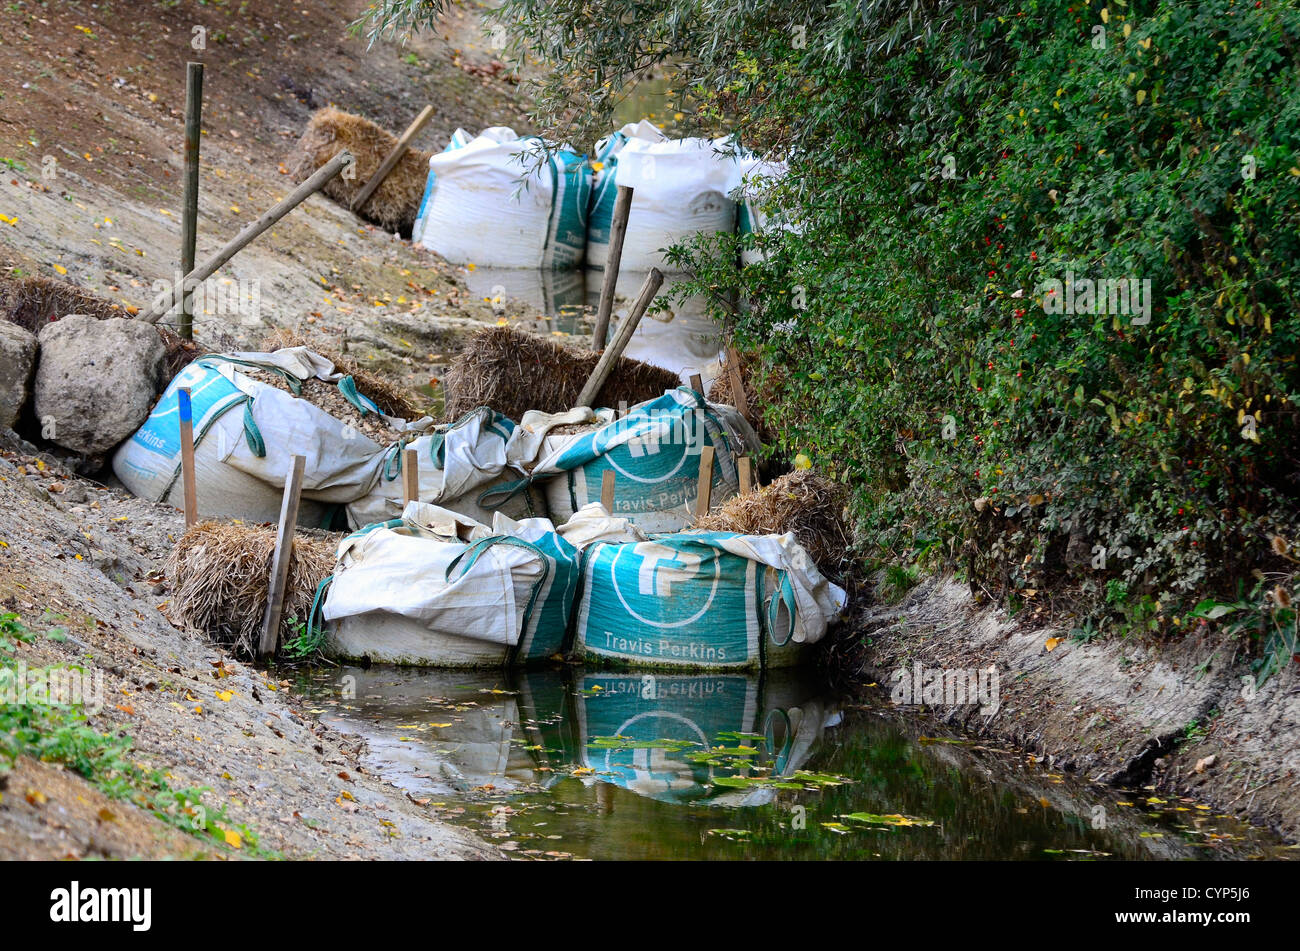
[0,613,275,857]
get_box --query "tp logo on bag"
[614,542,720,628]
[638,548,702,599]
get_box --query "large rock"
[0,321,38,429]
[35,315,166,455]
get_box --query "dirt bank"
[0,0,548,399]
[849,575,1300,843]
[0,434,501,859]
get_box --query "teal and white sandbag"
[345,407,546,529]
[586,119,665,265]
[586,123,738,273]
[573,530,847,670]
[411,127,473,244]
[320,503,580,667]
[112,358,331,525]
[196,350,403,505]
[413,126,592,269]
[490,388,760,533]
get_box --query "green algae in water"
[711,770,852,791]
[587,735,700,752]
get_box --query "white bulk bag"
[414,126,592,269]
[587,124,738,272]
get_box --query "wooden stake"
[725,346,752,422]
[402,447,419,508]
[600,469,616,513]
[177,387,198,528]
[738,456,753,495]
[179,61,204,341]
[591,184,634,350]
[689,373,704,398]
[141,150,354,323]
[258,454,307,659]
[617,400,628,419]
[694,445,716,519]
[351,104,435,213]
[575,267,663,408]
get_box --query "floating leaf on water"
[707,828,754,841]
[711,770,851,791]
[716,731,765,742]
[587,735,699,752]
[841,812,936,828]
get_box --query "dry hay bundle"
[694,469,852,575]
[0,274,198,378]
[442,325,682,423]
[287,107,432,236]
[166,521,339,656]
[260,327,427,423]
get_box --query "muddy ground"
[850,575,1300,844]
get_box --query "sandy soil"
[0,433,501,859]
[0,0,547,398]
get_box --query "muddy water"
[291,665,1292,861]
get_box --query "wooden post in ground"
[179,61,204,340]
[591,184,634,350]
[140,150,354,323]
[738,456,753,495]
[617,400,628,419]
[351,104,435,213]
[402,447,419,508]
[177,387,198,527]
[600,469,616,513]
[724,346,752,422]
[689,373,704,399]
[575,267,663,408]
[258,454,307,660]
[694,445,716,520]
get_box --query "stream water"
[291,664,1293,861]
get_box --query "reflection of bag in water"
[413,126,591,270]
[320,504,580,667]
[575,672,758,804]
[572,531,847,670]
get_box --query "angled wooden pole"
[179,61,204,340]
[575,267,663,408]
[177,387,198,527]
[725,346,752,422]
[351,104,435,212]
[694,445,716,519]
[689,373,704,398]
[591,184,634,350]
[402,447,420,508]
[259,454,307,659]
[600,469,616,513]
[141,150,354,323]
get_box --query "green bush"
[367,0,1300,670]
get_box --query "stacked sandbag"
[344,407,547,529]
[571,525,847,671]
[112,348,415,526]
[413,126,592,269]
[320,503,581,666]
[485,388,761,533]
[586,121,740,272]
